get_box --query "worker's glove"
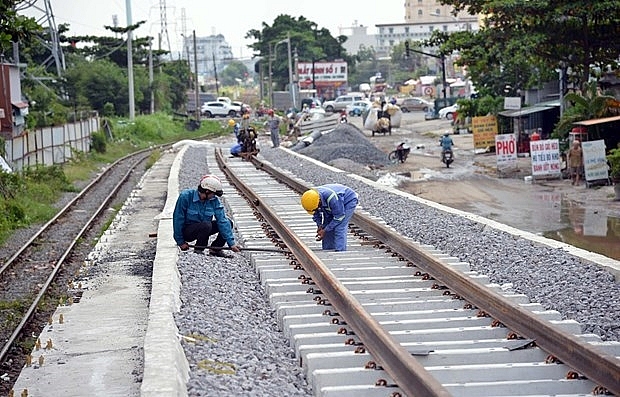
[315,228,326,241]
[179,242,189,251]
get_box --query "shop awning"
[573,115,620,126]
[499,106,554,118]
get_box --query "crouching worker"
[173,174,241,257]
[300,184,359,251]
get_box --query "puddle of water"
[543,201,620,260]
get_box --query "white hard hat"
[199,174,223,196]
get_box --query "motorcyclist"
[439,132,454,162]
[396,142,411,163]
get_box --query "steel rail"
[217,149,453,397]
[0,146,155,276]
[0,152,151,364]
[246,153,620,395]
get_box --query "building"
[375,1,479,58]
[338,22,376,56]
[183,34,234,85]
[0,61,29,139]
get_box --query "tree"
[0,0,40,54]
[429,0,620,96]
[246,15,351,91]
[219,61,248,87]
[553,81,616,137]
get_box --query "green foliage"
[247,15,351,91]
[0,165,74,243]
[220,61,249,86]
[553,81,616,138]
[103,102,115,117]
[607,148,620,180]
[428,0,620,96]
[91,131,107,153]
[0,0,41,53]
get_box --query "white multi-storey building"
[183,34,234,83]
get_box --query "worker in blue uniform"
[300,184,359,251]
[173,174,241,257]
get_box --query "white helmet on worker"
[199,174,224,196]
[301,189,320,214]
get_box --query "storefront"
[572,115,620,152]
[498,102,560,154]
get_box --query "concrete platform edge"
[141,146,189,397]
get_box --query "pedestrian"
[266,109,281,148]
[173,174,241,257]
[567,139,583,185]
[300,184,359,251]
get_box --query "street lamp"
[408,43,447,102]
[268,34,295,109]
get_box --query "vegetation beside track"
[0,113,229,245]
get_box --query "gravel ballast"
[174,123,619,395]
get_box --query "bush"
[91,131,107,153]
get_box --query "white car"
[201,101,238,118]
[438,104,458,120]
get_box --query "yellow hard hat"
[301,189,320,214]
[228,119,236,127]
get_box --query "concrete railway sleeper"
[213,148,620,396]
[10,144,620,397]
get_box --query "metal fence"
[3,116,99,171]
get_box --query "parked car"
[438,104,458,120]
[346,100,373,116]
[399,97,433,113]
[322,94,365,113]
[201,101,238,118]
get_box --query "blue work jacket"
[172,188,235,247]
[312,184,358,232]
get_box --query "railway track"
[213,147,620,396]
[0,149,154,392]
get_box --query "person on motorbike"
[396,142,411,163]
[439,132,454,162]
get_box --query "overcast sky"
[25,0,404,59]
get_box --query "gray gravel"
[174,146,311,397]
[174,124,619,395]
[261,124,620,342]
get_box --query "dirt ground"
[347,114,620,234]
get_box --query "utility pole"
[126,0,135,120]
[193,30,199,125]
[149,42,154,114]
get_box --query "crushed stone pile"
[292,123,391,168]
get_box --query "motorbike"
[339,110,348,123]
[442,149,454,168]
[388,142,411,164]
